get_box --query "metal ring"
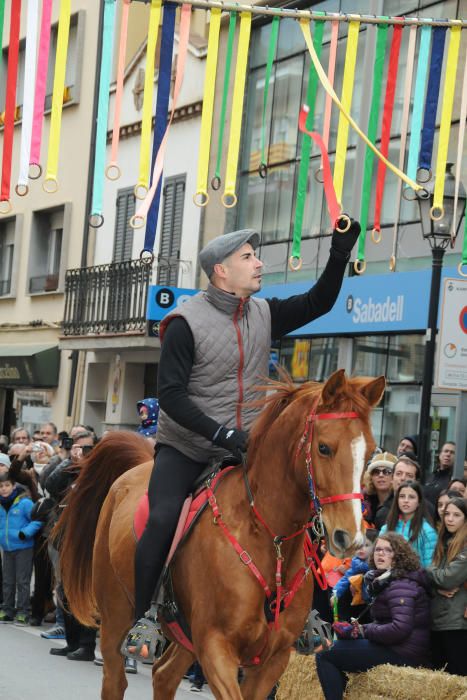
[105,163,121,181]
[211,175,221,191]
[335,214,351,233]
[430,205,444,221]
[130,214,145,229]
[258,163,267,179]
[288,256,303,272]
[134,183,148,200]
[353,259,366,275]
[221,192,238,208]
[0,199,12,215]
[89,213,104,228]
[458,262,467,278]
[15,183,29,197]
[416,167,432,184]
[28,163,42,180]
[402,186,417,201]
[417,187,430,200]
[42,177,59,193]
[371,228,382,244]
[140,249,155,265]
[314,167,324,183]
[193,191,209,207]
[389,255,396,272]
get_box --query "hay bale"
[276,653,324,700]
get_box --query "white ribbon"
[451,48,467,241]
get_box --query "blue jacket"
[332,556,370,599]
[0,488,43,552]
[380,518,437,567]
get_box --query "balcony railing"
[63,258,152,336]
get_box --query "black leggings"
[431,629,467,676]
[134,444,206,620]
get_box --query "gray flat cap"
[199,229,260,278]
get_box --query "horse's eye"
[318,443,331,456]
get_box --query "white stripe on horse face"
[350,433,366,545]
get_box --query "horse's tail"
[53,431,154,627]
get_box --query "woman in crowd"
[362,452,397,527]
[315,533,430,700]
[380,481,437,566]
[427,497,467,676]
[434,490,460,530]
[447,479,466,497]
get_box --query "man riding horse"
[124,220,361,659]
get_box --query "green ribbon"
[357,22,389,262]
[291,17,325,261]
[259,16,279,176]
[212,12,237,189]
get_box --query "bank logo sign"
[346,294,404,324]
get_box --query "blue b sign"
[146,286,198,335]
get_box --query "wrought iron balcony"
[63,258,152,336]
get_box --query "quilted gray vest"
[156,284,271,462]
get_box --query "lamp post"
[416,163,466,481]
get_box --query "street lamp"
[416,163,466,480]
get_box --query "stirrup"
[121,615,165,662]
[295,609,333,655]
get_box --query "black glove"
[18,531,26,541]
[331,218,361,260]
[212,426,248,459]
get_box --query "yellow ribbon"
[300,19,421,194]
[333,20,359,205]
[432,23,461,218]
[194,7,221,206]
[43,0,71,192]
[135,0,162,199]
[222,11,252,208]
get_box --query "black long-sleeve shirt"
[158,249,348,443]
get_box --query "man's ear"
[213,262,226,279]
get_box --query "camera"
[32,442,43,452]
[61,437,73,450]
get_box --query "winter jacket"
[424,468,452,507]
[333,556,370,599]
[363,569,431,665]
[380,518,437,567]
[427,542,467,631]
[0,488,43,551]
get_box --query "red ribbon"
[1,0,22,203]
[373,24,403,233]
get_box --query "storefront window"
[280,337,339,382]
[379,384,421,452]
[352,335,389,377]
[387,334,425,383]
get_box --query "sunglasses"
[371,467,393,476]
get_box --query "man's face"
[13,431,29,445]
[40,424,57,445]
[215,243,263,297]
[70,436,94,464]
[439,443,455,470]
[392,461,417,490]
[397,438,414,456]
[70,425,87,440]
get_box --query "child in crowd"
[0,473,43,624]
[434,489,459,530]
[380,480,437,567]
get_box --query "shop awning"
[0,344,60,388]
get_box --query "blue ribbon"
[144,2,176,253]
[90,0,117,225]
[405,24,431,185]
[418,25,447,175]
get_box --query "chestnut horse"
[58,369,384,700]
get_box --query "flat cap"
[199,229,260,278]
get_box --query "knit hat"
[0,453,11,468]
[399,435,418,456]
[199,229,260,279]
[367,451,398,473]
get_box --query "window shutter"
[157,174,186,286]
[113,188,135,262]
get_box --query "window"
[0,218,15,296]
[29,207,64,294]
[113,188,135,262]
[280,337,339,381]
[157,175,186,286]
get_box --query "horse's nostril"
[332,529,351,552]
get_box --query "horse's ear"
[360,376,386,407]
[321,369,347,404]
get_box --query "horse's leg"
[152,643,195,700]
[240,647,292,700]
[197,633,244,700]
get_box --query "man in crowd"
[424,442,456,507]
[10,428,31,446]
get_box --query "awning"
[0,344,60,388]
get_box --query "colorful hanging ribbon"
[16,0,40,197]
[106,0,131,182]
[403,23,431,200]
[222,11,252,208]
[211,12,236,191]
[0,0,21,215]
[356,23,388,272]
[452,45,467,256]
[135,0,162,199]
[372,24,403,243]
[417,25,447,181]
[300,19,421,193]
[333,20,360,206]
[291,18,325,269]
[29,0,53,180]
[0,0,6,105]
[131,3,191,255]
[258,16,280,178]
[316,19,339,181]
[89,0,117,228]
[431,23,461,221]
[43,0,71,193]
[389,24,417,272]
[193,7,221,206]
